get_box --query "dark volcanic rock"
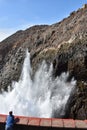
[0,4,87,119]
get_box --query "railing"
[0,114,87,130]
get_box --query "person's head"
[9,111,13,115]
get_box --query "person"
[5,111,14,130]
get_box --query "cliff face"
[0,5,87,119]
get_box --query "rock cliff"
[0,4,87,119]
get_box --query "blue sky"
[0,0,87,41]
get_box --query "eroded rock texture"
[0,5,87,119]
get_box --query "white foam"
[0,49,76,118]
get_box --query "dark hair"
[9,111,13,115]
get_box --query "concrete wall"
[0,114,87,130]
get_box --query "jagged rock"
[0,4,87,119]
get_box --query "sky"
[0,0,87,41]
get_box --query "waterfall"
[0,49,76,118]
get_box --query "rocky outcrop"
[0,4,87,119]
[52,37,87,119]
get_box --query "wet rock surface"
[0,5,87,119]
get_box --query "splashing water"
[0,49,76,118]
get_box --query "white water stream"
[0,49,76,118]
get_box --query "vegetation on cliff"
[0,4,87,119]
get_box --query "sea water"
[0,49,76,118]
